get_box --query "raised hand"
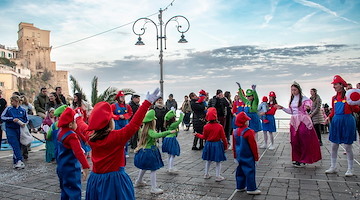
[145,88,161,103]
[251,84,256,90]
[236,82,241,88]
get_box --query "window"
[8,53,12,58]
[0,82,4,87]
[18,69,21,73]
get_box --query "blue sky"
[0,0,359,115]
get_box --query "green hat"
[54,105,68,117]
[246,89,254,96]
[143,109,157,123]
[165,110,176,121]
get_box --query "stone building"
[0,22,69,101]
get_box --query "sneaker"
[14,160,25,169]
[150,187,163,194]
[228,144,232,150]
[236,188,246,192]
[247,189,261,195]
[204,174,211,179]
[259,143,267,149]
[215,175,225,182]
[268,144,275,150]
[125,154,130,158]
[168,168,179,174]
[134,180,147,187]
[293,161,305,168]
[345,169,354,177]
[325,167,336,174]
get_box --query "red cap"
[88,102,114,131]
[58,107,76,128]
[205,107,217,121]
[331,75,347,86]
[116,91,125,98]
[235,112,251,127]
[269,91,276,97]
[199,89,207,96]
[262,96,268,102]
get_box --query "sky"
[0,0,359,117]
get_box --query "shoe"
[319,142,323,146]
[215,175,225,182]
[268,144,275,150]
[236,188,246,192]
[259,143,267,149]
[293,161,305,168]
[325,167,336,174]
[199,146,204,150]
[228,145,232,150]
[150,187,163,194]
[247,189,261,195]
[134,180,147,187]
[168,168,179,174]
[345,169,354,177]
[192,146,199,150]
[204,174,211,179]
[14,160,25,169]
[125,155,130,158]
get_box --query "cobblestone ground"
[0,128,359,200]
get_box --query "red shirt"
[232,101,245,114]
[329,92,360,118]
[57,127,90,169]
[88,100,151,174]
[232,126,259,161]
[266,103,277,115]
[195,122,228,149]
[111,103,133,120]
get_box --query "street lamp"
[132,8,190,99]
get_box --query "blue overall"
[244,106,262,132]
[235,128,257,191]
[113,103,130,155]
[113,103,129,130]
[56,130,82,200]
[329,99,356,144]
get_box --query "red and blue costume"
[82,100,151,200]
[56,108,90,200]
[111,91,133,130]
[262,92,277,133]
[232,112,259,191]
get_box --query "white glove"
[170,107,176,111]
[145,88,161,103]
[234,159,239,164]
[74,109,82,120]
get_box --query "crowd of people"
[0,75,359,199]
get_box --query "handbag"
[20,126,33,145]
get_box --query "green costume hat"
[143,109,157,123]
[54,105,68,117]
[165,110,176,121]
[246,89,254,96]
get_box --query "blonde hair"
[134,120,156,153]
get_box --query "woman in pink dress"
[278,82,322,167]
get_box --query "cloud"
[293,0,358,24]
[262,0,280,28]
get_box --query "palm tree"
[70,75,87,101]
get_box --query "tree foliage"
[0,57,16,67]
[70,75,87,101]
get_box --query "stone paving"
[0,128,359,200]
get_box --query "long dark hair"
[269,96,277,105]
[72,93,82,108]
[224,91,232,105]
[289,84,302,108]
[164,117,176,128]
[335,83,346,100]
[89,121,112,142]
[50,92,62,105]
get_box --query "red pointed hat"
[116,91,125,98]
[88,102,114,131]
[235,112,251,127]
[262,96,268,102]
[331,75,347,86]
[206,107,217,121]
[58,107,76,128]
[269,91,276,97]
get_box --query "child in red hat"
[232,112,261,195]
[56,107,90,200]
[83,88,160,200]
[193,107,228,182]
[258,96,269,124]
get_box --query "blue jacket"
[1,106,28,129]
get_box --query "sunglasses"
[246,95,252,97]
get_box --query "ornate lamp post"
[132,8,190,99]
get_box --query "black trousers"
[314,124,323,144]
